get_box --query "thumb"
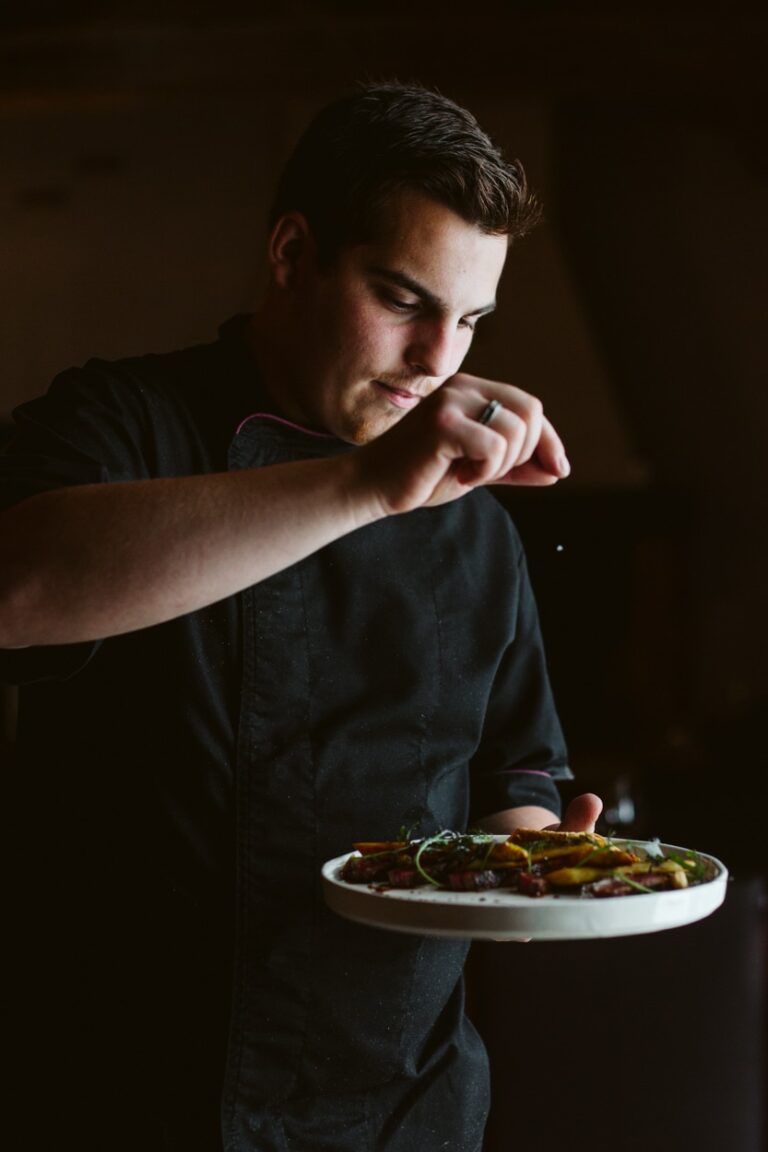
[547,792,603,833]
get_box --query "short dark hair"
[269,82,541,263]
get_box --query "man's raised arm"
[0,373,569,648]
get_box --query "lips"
[374,380,422,410]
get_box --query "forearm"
[0,367,570,649]
[0,453,380,646]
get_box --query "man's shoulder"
[21,316,254,431]
[4,318,256,478]
[64,319,242,396]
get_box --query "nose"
[405,319,462,379]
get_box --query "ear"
[267,211,315,289]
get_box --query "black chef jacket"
[1,318,572,1152]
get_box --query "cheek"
[342,305,399,367]
[451,330,474,372]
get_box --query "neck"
[244,305,309,426]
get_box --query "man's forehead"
[356,191,508,310]
[368,188,494,244]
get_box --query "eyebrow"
[367,265,497,318]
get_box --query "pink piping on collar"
[497,769,555,777]
[235,411,335,439]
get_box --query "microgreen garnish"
[411,830,497,888]
[572,845,603,868]
[480,842,495,868]
[664,849,707,882]
[414,833,451,888]
[622,837,664,861]
[524,838,555,856]
[398,822,419,841]
[614,871,654,894]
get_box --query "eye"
[381,291,420,314]
[459,316,478,332]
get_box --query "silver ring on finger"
[478,399,503,427]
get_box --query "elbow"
[0,568,41,649]
[0,615,34,651]
[0,509,56,647]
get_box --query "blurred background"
[1,2,765,1149]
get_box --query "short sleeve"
[0,360,155,513]
[0,362,154,684]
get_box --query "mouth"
[373,380,422,410]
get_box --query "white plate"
[321,840,728,941]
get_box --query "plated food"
[322,829,727,941]
[338,827,709,899]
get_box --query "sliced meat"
[447,869,502,891]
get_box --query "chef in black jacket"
[0,83,601,1152]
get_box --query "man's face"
[276,190,509,444]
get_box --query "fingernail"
[557,454,571,477]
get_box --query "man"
[1,84,600,1151]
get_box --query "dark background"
[1,3,765,1149]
